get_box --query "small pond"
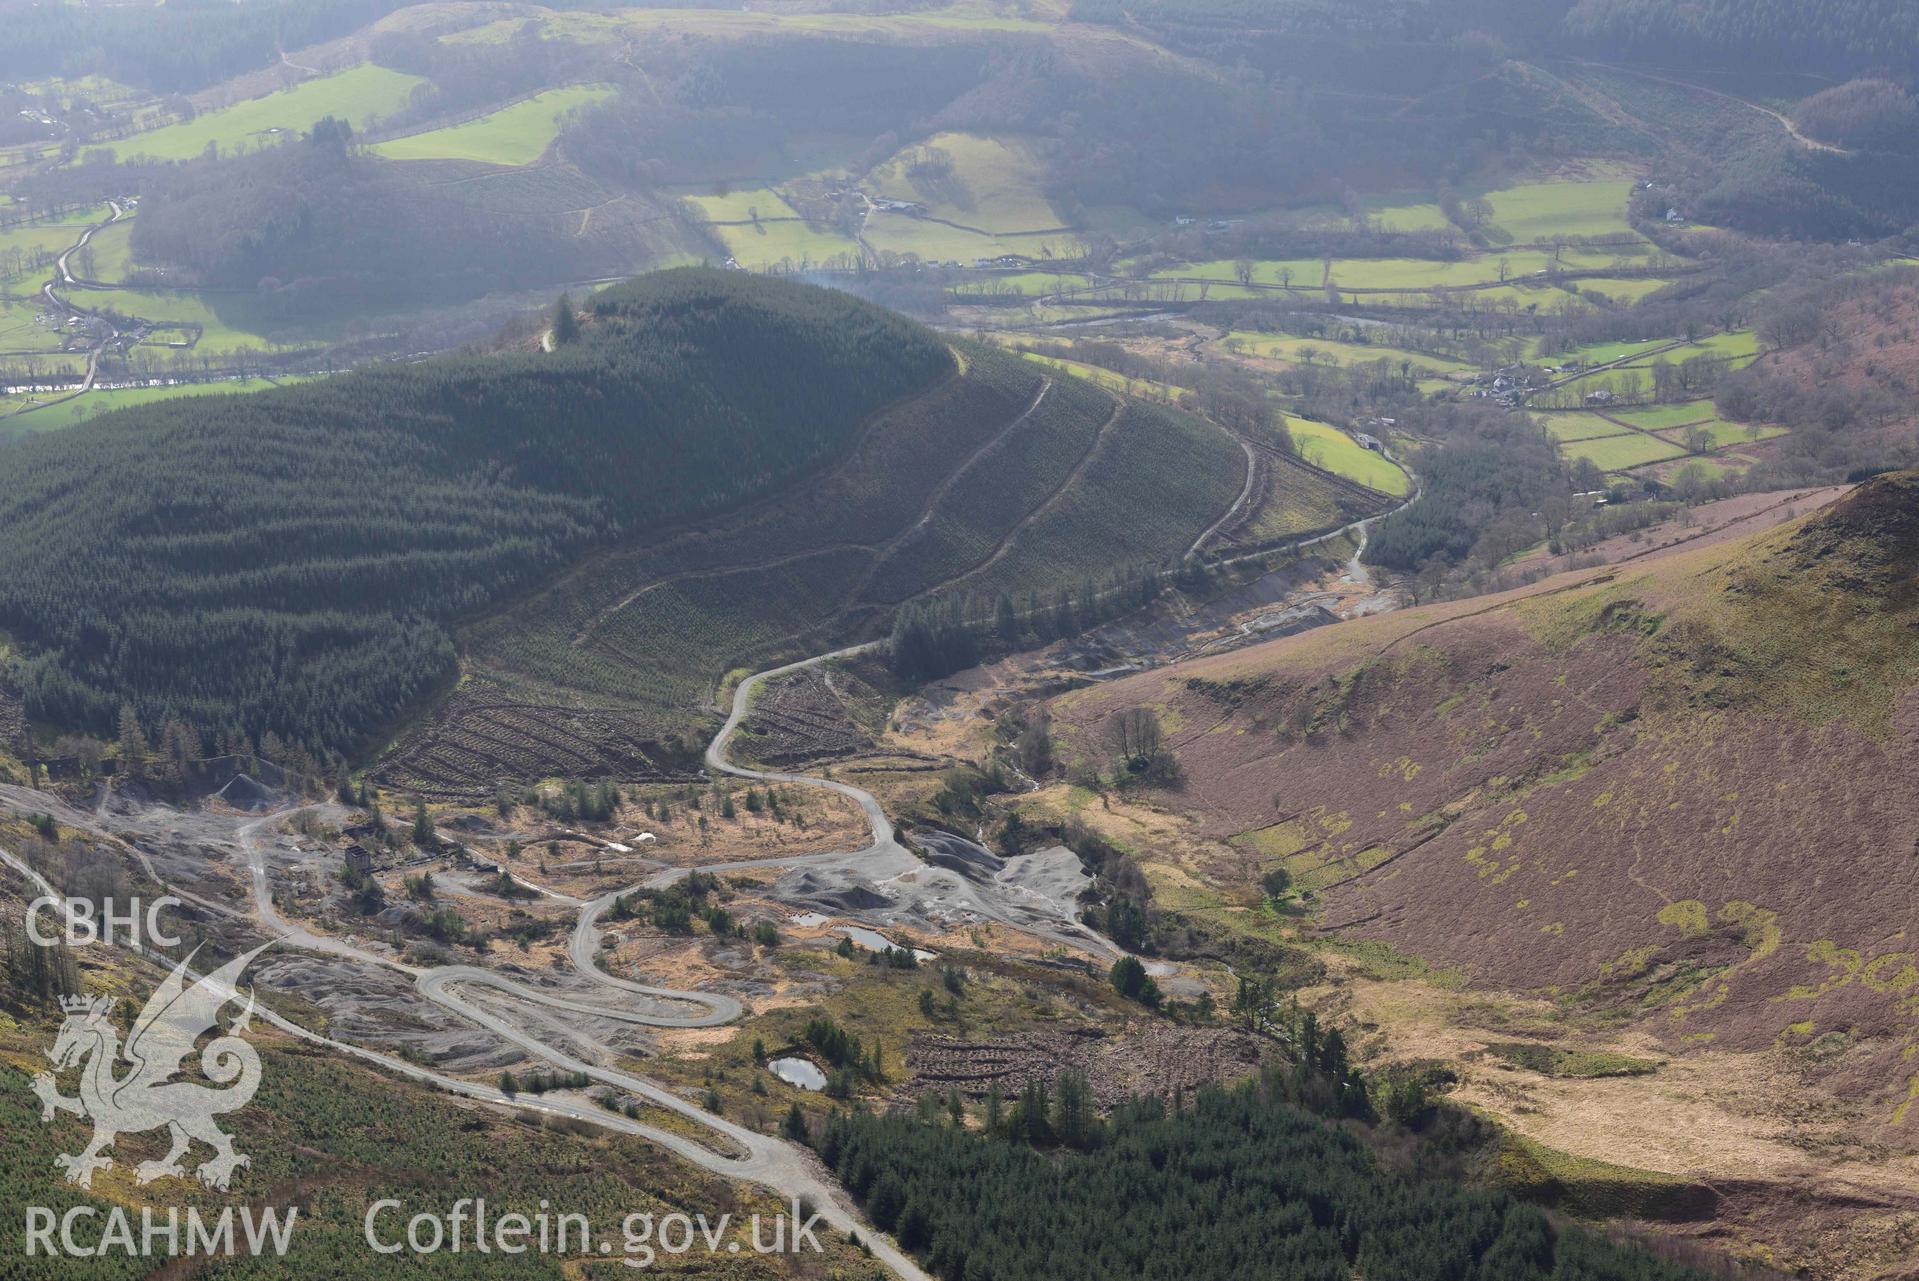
[768,1057,827,1091]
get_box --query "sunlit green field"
[1539,412,1632,443]
[1610,399,1718,430]
[1147,257,1327,288]
[114,64,427,160]
[1330,251,1561,291]
[709,219,861,270]
[1286,418,1411,495]
[1556,242,1660,269]
[1482,175,1639,243]
[684,187,802,222]
[71,219,134,282]
[1554,337,1673,366]
[1652,420,1787,449]
[1361,197,1454,232]
[951,270,1098,296]
[1223,332,1472,375]
[7,376,315,431]
[0,222,79,284]
[868,132,1068,234]
[89,288,278,355]
[0,296,71,352]
[1562,430,1687,471]
[1687,329,1761,361]
[372,83,615,165]
[864,213,1080,265]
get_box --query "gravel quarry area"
[0,639,1161,1281]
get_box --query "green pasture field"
[863,213,1081,265]
[684,187,802,222]
[1481,175,1639,244]
[1653,455,1753,486]
[1653,420,1788,449]
[0,296,71,352]
[1361,198,1455,232]
[372,83,615,165]
[1561,430,1687,471]
[1689,329,1761,361]
[89,288,278,355]
[0,223,78,284]
[1147,258,1327,289]
[1554,336,1674,366]
[1287,418,1410,495]
[1610,399,1717,430]
[1329,251,1559,291]
[1539,412,1632,443]
[9,203,109,227]
[710,218,861,270]
[71,219,134,282]
[1223,332,1471,375]
[6,376,312,431]
[952,270,1098,296]
[114,64,427,161]
[868,132,1067,235]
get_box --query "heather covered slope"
[1052,472,1919,1123]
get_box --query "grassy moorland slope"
[0,270,949,756]
[1052,472,1919,1114]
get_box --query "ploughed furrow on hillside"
[859,372,1116,604]
[956,399,1248,601]
[459,349,1043,688]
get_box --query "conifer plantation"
[0,270,948,755]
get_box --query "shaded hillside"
[0,270,950,756]
[128,127,697,317]
[1051,473,1919,1125]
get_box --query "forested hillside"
[819,1074,1715,1281]
[0,0,404,93]
[0,270,950,757]
[1566,0,1919,75]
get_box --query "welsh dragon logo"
[32,944,270,1190]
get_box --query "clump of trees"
[1105,707,1176,783]
[1,923,80,1009]
[1109,954,1161,1007]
